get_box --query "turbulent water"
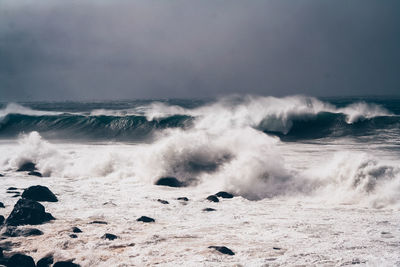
[0,95,399,266]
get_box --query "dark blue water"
[0,96,399,142]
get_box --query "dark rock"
[7,191,19,194]
[5,198,55,226]
[208,246,235,255]
[37,255,53,267]
[0,174,4,177]
[157,199,169,204]
[101,233,118,240]
[53,261,81,267]
[69,234,78,238]
[273,247,281,250]
[137,216,155,223]
[12,194,20,198]
[28,171,42,177]
[72,227,82,233]
[2,226,43,237]
[177,197,189,201]
[7,253,35,267]
[155,177,182,187]
[202,208,216,212]
[0,202,4,208]
[7,187,18,191]
[22,185,58,202]
[215,191,234,199]
[0,215,4,225]
[89,221,107,225]
[206,195,219,202]
[17,162,37,172]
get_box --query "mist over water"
[1,95,399,208]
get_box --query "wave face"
[1,96,400,208]
[0,96,399,141]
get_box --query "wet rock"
[12,194,20,198]
[22,185,58,202]
[157,199,169,204]
[28,171,42,177]
[206,195,219,202]
[7,253,35,267]
[37,255,54,267]
[69,234,78,238]
[6,198,55,226]
[72,227,82,233]
[7,187,18,191]
[0,174,4,177]
[155,177,182,187]
[215,191,234,199]
[101,233,118,240]
[0,202,4,208]
[137,216,155,223]
[2,226,43,237]
[0,215,4,225]
[53,261,81,267]
[89,221,107,225]
[177,197,189,201]
[208,246,235,255]
[202,208,216,212]
[17,162,37,172]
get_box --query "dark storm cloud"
[0,0,399,101]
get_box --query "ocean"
[0,95,399,266]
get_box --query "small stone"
[101,233,118,240]
[206,195,219,202]
[177,197,189,201]
[273,247,281,250]
[53,261,81,267]
[22,185,58,202]
[2,226,43,237]
[157,199,169,204]
[215,191,234,198]
[0,202,4,208]
[202,208,216,212]
[69,234,78,238]
[37,255,54,267]
[137,216,155,223]
[28,171,42,177]
[89,220,108,225]
[7,253,36,267]
[209,246,235,255]
[72,227,82,233]
[12,194,20,198]
[0,174,4,177]
[155,177,182,187]
[17,162,37,172]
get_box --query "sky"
[0,0,399,101]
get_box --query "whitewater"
[0,95,399,266]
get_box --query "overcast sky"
[0,0,399,101]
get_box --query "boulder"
[177,197,189,201]
[37,255,54,267]
[2,226,43,237]
[53,261,81,267]
[28,171,43,177]
[155,177,182,187]
[215,191,234,199]
[22,185,58,202]
[208,246,235,255]
[137,216,155,223]
[72,227,82,233]
[101,233,118,240]
[157,199,169,204]
[206,195,219,202]
[7,253,36,267]
[17,162,37,172]
[6,198,55,226]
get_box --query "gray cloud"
[0,0,399,101]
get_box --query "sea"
[0,95,399,266]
